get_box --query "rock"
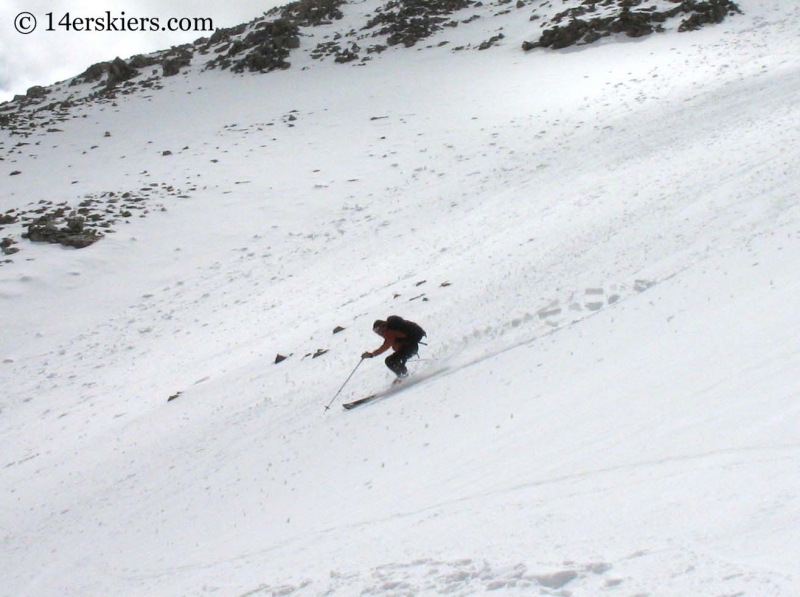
[60,233,102,249]
[71,62,107,86]
[679,0,743,32]
[1,237,19,255]
[128,54,160,69]
[162,59,184,77]
[24,215,103,249]
[334,44,361,63]
[478,33,505,50]
[26,86,49,99]
[162,48,194,77]
[66,216,84,233]
[278,0,346,27]
[523,0,742,50]
[106,57,138,89]
[364,0,477,47]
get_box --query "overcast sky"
[0,0,287,103]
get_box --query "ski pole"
[324,359,364,411]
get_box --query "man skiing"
[361,316,426,379]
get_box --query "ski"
[342,378,408,409]
[340,366,447,411]
[342,394,378,410]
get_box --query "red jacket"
[369,327,409,357]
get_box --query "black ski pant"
[385,342,418,377]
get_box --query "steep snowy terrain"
[2,1,799,595]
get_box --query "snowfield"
[2,1,800,595]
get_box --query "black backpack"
[386,315,427,344]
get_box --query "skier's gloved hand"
[361,351,373,359]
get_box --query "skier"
[361,316,426,379]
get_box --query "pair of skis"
[342,378,406,410]
[335,364,447,411]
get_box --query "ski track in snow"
[238,557,615,596]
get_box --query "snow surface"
[2,1,800,595]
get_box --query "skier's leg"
[385,352,407,377]
[385,343,418,378]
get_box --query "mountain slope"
[2,1,800,595]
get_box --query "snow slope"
[2,1,800,595]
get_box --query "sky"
[0,0,285,103]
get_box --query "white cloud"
[0,0,286,102]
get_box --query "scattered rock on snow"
[1,237,19,255]
[23,216,104,249]
[522,0,742,51]
[363,0,478,48]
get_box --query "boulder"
[106,57,138,89]
[26,86,49,99]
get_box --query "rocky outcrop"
[0,0,746,139]
[364,0,478,48]
[68,49,194,88]
[523,0,742,51]
[128,54,161,70]
[106,57,139,88]
[163,54,192,76]
[25,86,49,100]
[0,183,193,263]
[66,57,139,89]
[199,1,348,73]
[70,62,107,86]
[678,0,742,31]
[277,0,347,26]
[23,215,104,249]
[205,19,301,73]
